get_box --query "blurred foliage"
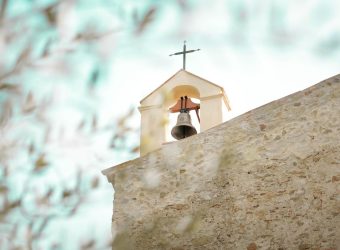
[0,0,339,249]
[0,0,148,249]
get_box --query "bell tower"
[139,42,231,155]
[139,69,231,155]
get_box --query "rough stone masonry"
[102,74,340,249]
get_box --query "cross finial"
[169,41,200,70]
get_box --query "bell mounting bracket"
[169,96,200,123]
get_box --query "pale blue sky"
[101,0,340,161]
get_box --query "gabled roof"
[140,69,224,102]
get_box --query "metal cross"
[169,41,200,70]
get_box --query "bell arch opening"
[164,85,200,108]
[165,85,201,142]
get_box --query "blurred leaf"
[0,100,13,126]
[183,213,201,233]
[41,38,52,58]
[0,83,20,93]
[91,114,97,131]
[28,142,35,154]
[75,169,82,192]
[90,68,99,83]
[131,145,139,154]
[36,195,49,206]
[117,107,134,128]
[50,243,61,250]
[112,232,132,249]
[77,119,86,131]
[36,216,52,236]
[62,190,72,199]
[16,46,31,66]
[26,222,33,249]
[44,4,57,25]
[34,154,48,172]
[3,165,8,177]
[317,34,340,55]
[106,239,113,248]
[88,68,100,89]
[22,92,36,113]
[109,140,116,149]
[45,188,53,198]
[9,200,21,209]
[81,239,95,250]
[177,0,189,10]
[75,31,109,42]
[91,177,99,189]
[68,203,79,216]
[0,0,8,22]
[26,92,33,102]
[0,184,8,193]
[44,125,51,143]
[10,224,18,239]
[132,9,138,25]
[136,6,157,34]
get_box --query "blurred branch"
[135,6,157,35]
[0,83,20,93]
[0,1,143,249]
[0,0,8,23]
[0,45,32,81]
[0,1,60,28]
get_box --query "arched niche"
[164,84,200,108]
[165,85,201,142]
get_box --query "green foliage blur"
[0,0,143,249]
[0,0,339,249]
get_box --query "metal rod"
[183,41,186,70]
[195,108,200,123]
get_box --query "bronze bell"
[171,111,197,140]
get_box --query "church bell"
[170,96,198,140]
[171,111,197,140]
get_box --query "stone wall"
[103,75,340,249]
